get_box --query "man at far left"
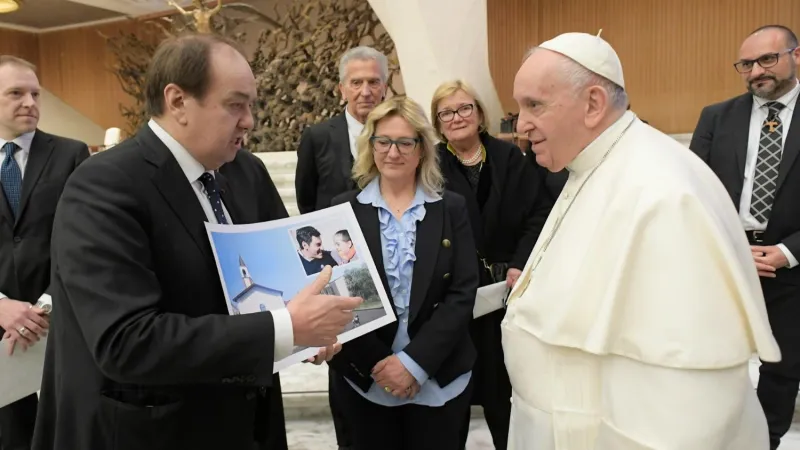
[0,55,90,450]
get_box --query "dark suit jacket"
[690,93,800,284]
[33,126,289,450]
[329,189,479,393]
[295,114,356,213]
[0,130,88,311]
[438,133,552,278]
[438,134,552,412]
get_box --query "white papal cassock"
[502,111,782,449]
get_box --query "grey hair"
[338,46,389,83]
[523,47,629,111]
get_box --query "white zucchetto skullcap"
[538,31,625,89]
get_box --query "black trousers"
[457,311,511,450]
[756,277,800,450]
[328,368,352,448]
[335,374,472,450]
[0,393,37,450]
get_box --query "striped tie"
[1,142,22,219]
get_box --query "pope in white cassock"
[502,32,783,449]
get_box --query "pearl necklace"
[456,143,483,166]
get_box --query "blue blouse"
[344,177,472,407]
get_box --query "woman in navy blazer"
[329,95,479,450]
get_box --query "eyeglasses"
[370,136,420,154]
[437,104,474,122]
[734,48,797,73]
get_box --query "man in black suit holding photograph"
[690,25,800,450]
[32,34,361,450]
[0,55,89,450]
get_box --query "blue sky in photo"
[210,227,350,303]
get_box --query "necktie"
[198,172,228,224]
[1,142,22,219]
[750,101,786,224]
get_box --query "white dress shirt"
[0,131,52,305]
[148,120,295,362]
[0,131,34,180]
[739,81,800,267]
[344,107,364,159]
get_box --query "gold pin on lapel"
[442,239,451,248]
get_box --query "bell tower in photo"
[239,255,254,289]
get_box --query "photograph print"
[204,203,395,373]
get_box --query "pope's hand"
[372,355,416,398]
[751,245,788,278]
[287,266,362,347]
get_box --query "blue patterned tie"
[198,172,228,224]
[1,142,22,219]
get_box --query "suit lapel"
[16,130,54,225]
[139,128,215,267]
[441,149,483,249]
[352,200,393,308]
[216,172,243,224]
[480,137,506,242]
[732,95,754,186]
[0,185,11,227]
[409,199,442,323]
[330,114,356,190]
[776,102,800,193]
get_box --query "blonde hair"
[352,96,444,196]
[430,79,490,142]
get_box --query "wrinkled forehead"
[514,50,564,101]
[344,59,383,82]
[740,30,789,60]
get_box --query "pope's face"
[513,50,588,172]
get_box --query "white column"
[369,0,504,134]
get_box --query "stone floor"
[285,418,800,450]
[279,357,800,449]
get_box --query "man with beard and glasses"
[691,24,800,450]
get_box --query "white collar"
[0,130,35,154]
[753,80,800,112]
[568,111,636,174]
[148,119,212,183]
[345,107,365,134]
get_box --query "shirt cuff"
[38,293,52,306]
[776,243,799,269]
[397,351,429,387]
[0,292,6,300]
[272,308,294,362]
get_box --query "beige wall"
[38,88,105,145]
[368,0,503,134]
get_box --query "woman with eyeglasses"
[430,80,553,450]
[329,95,479,450]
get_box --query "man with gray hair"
[295,46,388,214]
[502,32,781,449]
[294,45,388,450]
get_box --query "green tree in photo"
[343,266,382,309]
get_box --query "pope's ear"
[584,85,610,128]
